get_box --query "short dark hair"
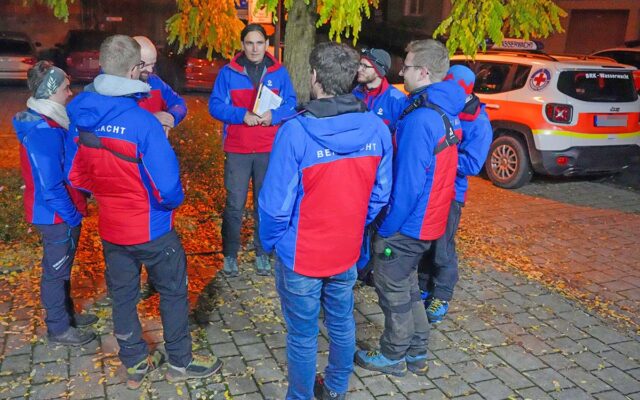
[241,24,268,41]
[100,35,141,76]
[27,60,55,96]
[309,42,359,96]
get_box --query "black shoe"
[314,375,346,400]
[72,313,98,328]
[48,327,96,347]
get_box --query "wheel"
[485,135,532,189]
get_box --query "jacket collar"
[229,52,281,74]
[302,94,367,118]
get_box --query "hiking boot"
[126,351,165,390]
[314,375,345,399]
[406,353,428,375]
[255,254,271,276]
[71,313,98,328]
[165,354,223,382]
[222,257,239,277]
[48,327,96,347]
[354,350,407,377]
[426,298,449,324]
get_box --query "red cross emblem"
[530,69,551,91]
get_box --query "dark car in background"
[57,30,110,82]
[0,31,39,82]
[158,45,227,92]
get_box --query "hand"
[244,111,261,126]
[154,111,175,129]
[258,110,273,126]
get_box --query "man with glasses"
[353,48,406,131]
[134,36,187,135]
[353,48,406,286]
[355,39,466,377]
[65,35,221,389]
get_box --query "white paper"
[253,84,283,116]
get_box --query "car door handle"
[485,103,501,110]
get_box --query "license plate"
[595,114,627,127]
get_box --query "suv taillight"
[545,103,573,124]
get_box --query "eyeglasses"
[358,62,374,70]
[132,60,145,71]
[401,64,425,73]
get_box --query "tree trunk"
[283,0,317,105]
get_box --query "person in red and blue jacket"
[355,39,466,378]
[134,36,187,132]
[13,61,97,347]
[353,48,407,284]
[65,35,221,388]
[419,65,492,324]
[352,48,406,131]
[209,24,297,277]
[259,42,392,400]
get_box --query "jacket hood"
[13,109,44,136]
[67,91,140,131]
[85,74,150,97]
[297,94,377,154]
[413,80,466,116]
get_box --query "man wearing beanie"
[418,64,492,323]
[353,48,407,285]
[353,48,406,131]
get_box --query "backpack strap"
[78,130,142,164]
[399,93,459,155]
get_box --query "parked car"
[450,39,640,189]
[158,44,227,92]
[0,31,38,82]
[590,47,640,90]
[57,30,110,82]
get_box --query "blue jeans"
[102,230,192,369]
[34,223,81,335]
[274,258,357,399]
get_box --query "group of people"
[14,21,492,399]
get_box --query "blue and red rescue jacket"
[352,78,406,131]
[208,52,297,153]
[259,95,393,277]
[377,80,466,240]
[13,111,86,226]
[65,74,184,245]
[137,74,187,125]
[455,95,492,203]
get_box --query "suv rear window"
[557,70,638,102]
[0,38,32,55]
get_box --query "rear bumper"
[0,71,28,80]
[538,145,640,176]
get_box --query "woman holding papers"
[209,23,297,278]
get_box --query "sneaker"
[165,354,223,382]
[314,375,345,399]
[72,313,98,328]
[48,326,96,347]
[255,254,271,276]
[406,353,428,375]
[426,298,449,324]
[126,351,165,390]
[354,350,407,377]
[222,257,239,277]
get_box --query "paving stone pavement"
[1,256,639,399]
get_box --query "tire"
[485,135,533,189]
